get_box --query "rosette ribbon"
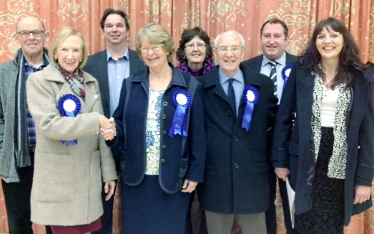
[281,64,292,89]
[57,94,81,146]
[241,85,259,131]
[168,89,192,137]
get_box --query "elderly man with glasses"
[0,16,52,234]
[197,30,278,234]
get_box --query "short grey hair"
[213,30,245,48]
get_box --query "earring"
[80,59,82,62]
[54,57,57,60]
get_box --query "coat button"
[163,101,168,106]
[162,114,166,119]
[162,145,166,149]
[234,163,239,168]
[233,136,238,141]
[358,145,361,149]
[226,111,230,116]
[162,130,167,134]
[161,159,165,163]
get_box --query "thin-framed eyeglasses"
[185,43,205,50]
[215,46,243,54]
[140,44,164,53]
[17,30,45,38]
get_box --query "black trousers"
[92,181,117,234]
[1,153,52,234]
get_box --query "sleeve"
[185,82,206,183]
[355,80,374,186]
[26,71,100,140]
[106,77,127,151]
[271,62,298,168]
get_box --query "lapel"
[95,51,110,112]
[285,52,298,65]
[203,66,232,106]
[296,66,315,141]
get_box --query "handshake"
[99,114,116,141]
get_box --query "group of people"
[0,7,373,234]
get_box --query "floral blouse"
[145,89,165,175]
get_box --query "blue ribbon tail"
[283,78,288,91]
[168,105,186,137]
[241,101,254,131]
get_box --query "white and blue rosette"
[281,64,292,89]
[57,94,81,146]
[241,85,259,131]
[168,89,192,137]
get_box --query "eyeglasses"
[185,43,205,50]
[17,30,45,38]
[215,46,243,54]
[140,44,164,53]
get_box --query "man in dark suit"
[84,8,144,234]
[242,18,298,234]
[197,30,278,234]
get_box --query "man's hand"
[181,179,198,193]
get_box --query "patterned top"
[145,89,165,175]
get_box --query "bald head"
[16,16,45,32]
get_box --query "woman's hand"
[353,185,371,204]
[99,115,116,140]
[274,167,289,182]
[181,179,198,193]
[104,180,116,201]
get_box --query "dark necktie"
[227,78,236,116]
[269,61,277,96]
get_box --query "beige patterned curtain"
[0,0,374,233]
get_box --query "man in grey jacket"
[0,16,52,234]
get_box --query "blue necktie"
[269,61,277,96]
[227,78,236,116]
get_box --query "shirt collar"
[218,67,243,85]
[261,52,287,67]
[106,47,129,61]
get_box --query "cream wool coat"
[26,64,117,226]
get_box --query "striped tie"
[269,61,277,96]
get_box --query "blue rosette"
[281,64,292,89]
[57,94,81,146]
[241,85,259,131]
[168,89,192,137]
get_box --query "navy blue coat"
[272,61,374,225]
[197,65,278,214]
[109,64,206,194]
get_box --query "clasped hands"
[99,114,116,141]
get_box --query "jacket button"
[233,136,238,141]
[162,145,166,149]
[162,114,166,119]
[226,111,230,116]
[358,145,361,149]
[163,101,168,106]
[162,130,167,134]
[234,163,239,168]
[161,159,166,163]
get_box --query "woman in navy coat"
[272,17,374,234]
[108,23,206,234]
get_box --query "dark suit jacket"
[242,52,298,73]
[84,49,145,118]
[271,61,374,225]
[83,49,145,170]
[197,65,278,214]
